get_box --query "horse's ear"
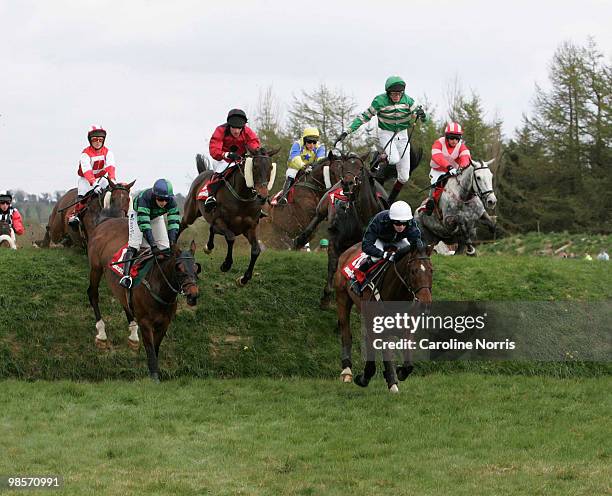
[484,158,495,167]
[266,147,281,157]
[107,178,116,189]
[190,239,196,255]
[126,179,136,190]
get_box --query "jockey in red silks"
[424,122,471,215]
[68,125,118,227]
[0,191,25,249]
[204,109,261,212]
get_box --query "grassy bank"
[0,248,609,380]
[1,376,610,496]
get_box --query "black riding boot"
[204,176,223,213]
[387,180,403,204]
[351,257,376,295]
[277,177,295,205]
[119,247,138,288]
[424,188,436,216]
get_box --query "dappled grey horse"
[415,159,497,256]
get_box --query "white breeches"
[0,228,17,249]
[370,238,410,261]
[77,176,109,197]
[286,167,299,179]
[211,159,231,174]
[378,129,411,184]
[128,212,169,250]
[430,169,447,185]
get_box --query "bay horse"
[38,179,134,248]
[318,162,386,309]
[334,243,434,392]
[259,153,345,248]
[0,221,13,248]
[87,217,200,382]
[180,147,279,286]
[415,159,497,256]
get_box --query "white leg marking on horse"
[341,367,353,382]
[420,263,425,272]
[95,320,107,341]
[389,384,399,393]
[128,321,139,342]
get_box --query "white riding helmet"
[389,201,413,222]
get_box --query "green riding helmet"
[319,238,329,247]
[385,76,406,93]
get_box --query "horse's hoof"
[341,367,353,383]
[236,276,248,287]
[220,261,232,272]
[127,338,140,351]
[466,246,477,257]
[203,246,213,254]
[396,365,414,381]
[389,384,399,394]
[95,338,108,350]
[354,374,369,388]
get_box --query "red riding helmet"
[444,122,463,137]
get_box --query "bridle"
[142,252,199,305]
[454,162,494,203]
[391,254,432,302]
[226,153,273,203]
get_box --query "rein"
[139,252,197,306]
[391,254,432,301]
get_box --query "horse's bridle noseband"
[392,255,432,302]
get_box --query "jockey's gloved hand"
[92,184,104,195]
[334,131,348,147]
[304,165,313,174]
[150,245,164,259]
[415,107,426,121]
[383,251,396,263]
[225,151,241,162]
[448,168,459,176]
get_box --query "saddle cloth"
[196,166,237,201]
[108,244,152,287]
[341,250,384,283]
[269,187,295,206]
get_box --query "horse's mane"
[97,206,126,224]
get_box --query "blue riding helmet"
[152,179,174,200]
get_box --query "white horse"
[415,159,497,256]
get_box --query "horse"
[318,161,386,309]
[415,159,497,256]
[37,179,135,249]
[87,217,200,382]
[0,221,14,249]
[334,243,434,392]
[259,153,346,248]
[180,147,279,286]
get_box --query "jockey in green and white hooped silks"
[336,76,426,203]
[278,127,326,204]
[119,179,180,289]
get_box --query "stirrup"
[119,276,133,289]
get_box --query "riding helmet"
[389,201,413,222]
[87,125,107,144]
[227,109,248,128]
[385,76,406,93]
[153,179,174,200]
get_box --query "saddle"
[342,250,388,297]
[109,244,154,288]
[196,165,239,201]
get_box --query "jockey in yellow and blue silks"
[277,127,326,204]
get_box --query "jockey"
[0,191,25,249]
[278,127,326,204]
[205,109,261,212]
[68,125,117,227]
[119,179,180,289]
[424,122,472,215]
[352,201,424,295]
[335,76,427,203]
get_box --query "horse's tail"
[196,154,210,174]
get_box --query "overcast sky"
[1,0,610,194]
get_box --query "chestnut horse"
[38,179,134,248]
[180,147,279,286]
[334,243,434,392]
[260,153,348,248]
[87,217,200,381]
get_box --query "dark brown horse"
[259,153,349,248]
[38,179,135,248]
[334,242,434,392]
[180,147,279,286]
[87,217,200,381]
[318,163,386,309]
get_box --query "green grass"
[1,375,610,496]
[0,248,610,380]
[479,232,612,257]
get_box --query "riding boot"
[424,188,436,216]
[68,196,85,228]
[387,180,403,204]
[119,247,138,289]
[351,257,376,295]
[204,174,223,213]
[277,177,295,205]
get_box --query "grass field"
[1,376,610,496]
[0,246,610,494]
